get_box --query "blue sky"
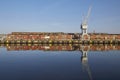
[0,0,120,34]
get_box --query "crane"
[81,6,92,40]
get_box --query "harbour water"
[0,45,120,80]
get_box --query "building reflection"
[0,44,119,51]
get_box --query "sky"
[0,0,120,34]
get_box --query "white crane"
[81,6,92,40]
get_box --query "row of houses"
[0,32,120,41]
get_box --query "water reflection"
[0,44,120,80]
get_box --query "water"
[0,45,120,80]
